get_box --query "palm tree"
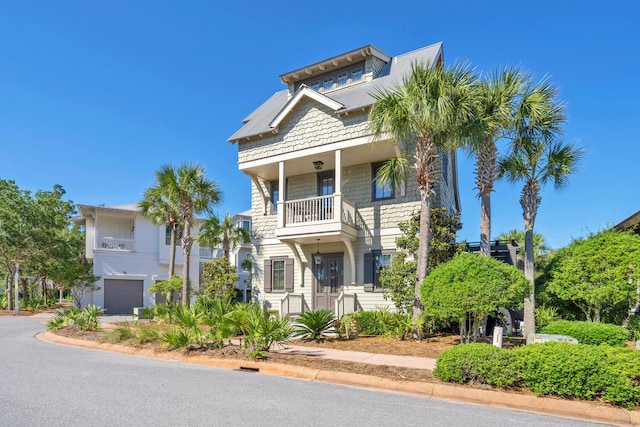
[151,163,221,305]
[467,67,527,256]
[368,61,477,332]
[140,190,180,279]
[199,213,250,260]
[498,110,583,336]
[496,229,550,267]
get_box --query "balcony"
[97,236,134,251]
[275,194,357,242]
[199,246,215,259]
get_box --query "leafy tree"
[545,229,640,323]
[421,252,530,343]
[147,164,221,305]
[498,78,583,336]
[52,256,100,308]
[466,67,527,256]
[380,208,463,314]
[200,258,239,303]
[369,61,477,333]
[198,213,250,260]
[148,276,183,303]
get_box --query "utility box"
[636,340,639,350]
[526,333,578,345]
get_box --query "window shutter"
[285,258,294,293]
[264,259,272,293]
[363,252,373,292]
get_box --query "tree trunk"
[520,179,541,337]
[181,218,193,306]
[476,139,496,257]
[167,224,177,302]
[413,190,432,336]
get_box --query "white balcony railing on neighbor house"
[98,236,134,251]
[335,292,358,319]
[199,246,214,259]
[284,195,356,227]
[280,293,306,318]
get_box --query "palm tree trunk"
[477,139,497,257]
[414,191,431,330]
[181,219,193,306]
[521,179,541,336]
[167,224,177,302]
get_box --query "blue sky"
[1,1,638,249]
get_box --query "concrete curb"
[37,332,639,426]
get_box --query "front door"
[314,253,343,311]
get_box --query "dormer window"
[351,67,363,82]
[294,61,366,93]
[323,76,334,91]
[337,72,348,86]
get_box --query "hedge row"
[539,320,630,346]
[434,342,640,409]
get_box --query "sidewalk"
[273,343,436,370]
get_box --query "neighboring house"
[74,204,231,314]
[231,210,253,302]
[229,42,460,317]
[615,210,640,235]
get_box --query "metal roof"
[228,42,443,143]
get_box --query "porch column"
[334,149,342,195]
[277,161,285,228]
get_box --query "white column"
[277,161,285,228]
[334,149,342,195]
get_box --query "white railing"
[285,195,334,225]
[280,292,306,317]
[98,236,134,251]
[199,246,214,258]
[335,292,358,319]
[341,198,356,227]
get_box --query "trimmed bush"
[434,343,517,387]
[514,342,616,400]
[539,320,629,346]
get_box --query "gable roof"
[269,85,345,129]
[228,42,443,143]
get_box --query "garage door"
[104,279,143,315]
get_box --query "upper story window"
[372,162,394,201]
[270,181,279,213]
[294,61,365,93]
[165,224,183,246]
[242,220,250,230]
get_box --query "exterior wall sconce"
[314,239,322,265]
[313,160,324,170]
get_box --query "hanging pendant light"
[314,239,322,266]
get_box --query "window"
[264,257,293,293]
[372,162,394,201]
[242,220,250,230]
[351,67,363,82]
[442,152,449,185]
[242,253,252,272]
[323,76,333,91]
[309,80,320,91]
[270,181,279,213]
[364,250,394,292]
[165,224,183,245]
[337,71,348,86]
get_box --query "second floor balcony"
[97,236,134,251]
[275,194,357,241]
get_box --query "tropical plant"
[145,164,222,305]
[148,275,182,304]
[497,79,583,335]
[466,67,527,256]
[198,213,250,260]
[245,310,292,354]
[292,309,337,341]
[368,61,477,335]
[534,305,560,331]
[46,305,102,331]
[139,189,181,284]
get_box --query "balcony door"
[316,171,334,221]
[313,253,343,311]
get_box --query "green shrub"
[601,346,640,408]
[539,320,629,346]
[245,310,292,353]
[348,308,414,339]
[107,324,136,342]
[627,316,640,342]
[434,343,517,387]
[534,306,559,331]
[293,309,337,341]
[47,305,101,331]
[134,324,160,344]
[514,343,618,400]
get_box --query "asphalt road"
[0,316,608,427]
